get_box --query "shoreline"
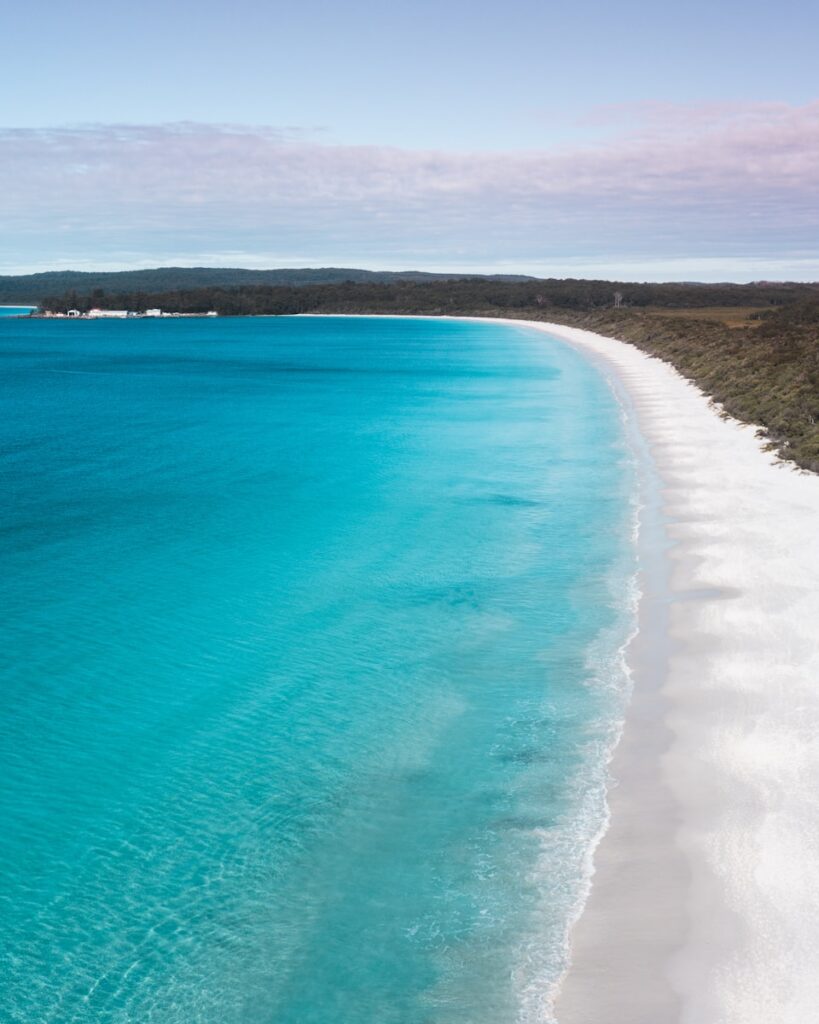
[512,320,819,1023]
[541,322,686,1023]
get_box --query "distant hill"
[0,267,535,304]
[12,266,819,309]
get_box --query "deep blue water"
[0,316,635,1023]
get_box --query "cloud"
[1,104,818,276]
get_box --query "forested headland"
[34,274,819,472]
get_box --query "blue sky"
[1,0,817,279]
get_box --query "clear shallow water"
[0,306,35,317]
[0,315,635,1023]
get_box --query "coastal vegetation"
[555,303,819,472]
[31,273,816,314]
[34,275,819,472]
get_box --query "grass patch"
[642,306,767,328]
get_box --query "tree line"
[39,277,818,316]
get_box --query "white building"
[87,308,128,318]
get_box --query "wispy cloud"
[2,103,818,278]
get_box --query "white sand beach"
[508,321,819,1024]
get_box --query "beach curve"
[509,320,819,1024]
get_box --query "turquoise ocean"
[0,315,636,1023]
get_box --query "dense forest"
[37,275,817,316]
[0,267,533,305]
[34,275,819,472]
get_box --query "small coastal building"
[67,309,81,317]
[144,308,162,317]
[87,308,128,318]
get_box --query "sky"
[1,0,817,280]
